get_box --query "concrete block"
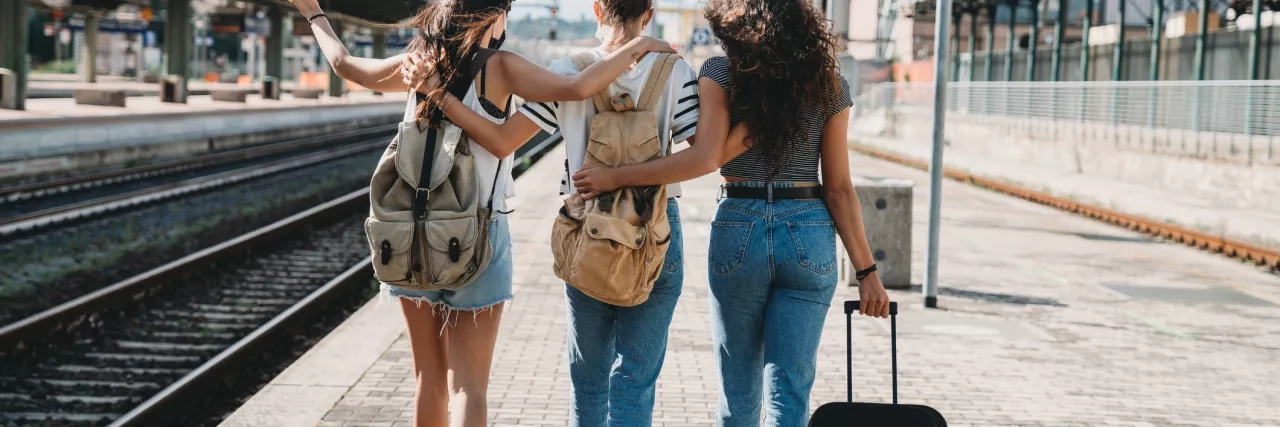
[212,89,251,103]
[845,177,913,289]
[0,68,15,110]
[293,88,324,99]
[73,89,127,107]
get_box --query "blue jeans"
[565,199,684,427]
[708,183,839,427]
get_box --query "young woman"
[570,0,893,425]
[403,1,711,424]
[285,0,673,425]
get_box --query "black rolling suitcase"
[809,301,947,427]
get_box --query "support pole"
[328,20,345,97]
[1027,0,1040,81]
[1248,0,1262,80]
[1005,0,1017,81]
[1193,0,1208,81]
[952,13,963,81]
[1150,0,1163,81]
[1113,0,1126,81]
[266,6,285,83]
[968,11,978,81]
[0,0,28,110]
[1051,0,1066,81]
[924,0,952,309]
[372,31,387,96]
[83,13,100,84]
[984,6,997,81]
[1246,0,1262,138]
[1081,0,1093,80]
[164,0,191,103]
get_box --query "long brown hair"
[705,0,842,178]
[406,0,509,125]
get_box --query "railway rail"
[849,143,1280,272]
[0,133,562,427]
[0,125,397,237]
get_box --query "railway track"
[849,143,1280,272]
[0,125,397,237]
[0,133,562,427]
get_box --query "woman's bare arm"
[496,37,674,103]
[437,98,544,158]
[290,0,408,93]
[820,107,890,318]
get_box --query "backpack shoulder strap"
[570,51,612,113]
[637,53,680,112]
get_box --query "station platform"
[0,92,404,179]
[25,75,292,99]
[221,145,1280,427]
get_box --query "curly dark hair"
[705,0,842,178]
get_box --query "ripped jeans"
[381,213,514,322]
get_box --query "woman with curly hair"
[571,0,892,425]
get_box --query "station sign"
[243,16,269,36]
[66,16,150,34]
[210,13,245,34]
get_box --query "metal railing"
[855,81,1280,165]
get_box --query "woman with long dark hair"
[571,0,892,425]
[286,0,673,425]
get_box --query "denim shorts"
[381,213,513,312]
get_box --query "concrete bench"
[292,88,324,99]
[74,89,127,107]
[211,89,251,103]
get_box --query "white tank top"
[403,85,514,212]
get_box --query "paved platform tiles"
[224,145,1280,427]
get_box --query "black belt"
[722,185,823,200]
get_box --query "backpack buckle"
[412,188,430,220]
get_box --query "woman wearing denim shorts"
[572,1,894,426]
[294,0,676,423]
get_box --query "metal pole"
[1027,0,1040,81]
[969,11,978,80]
[372,31,387,96]
[1150,0,1163,81]
[924,0,952,309]
[1081,0,1092,80]
[1113,0,1126,81]
[164,0,191,103]
[1050,0,1066,81]
[984,7,997,81]
[83,13,100,84]
[1248,0,1262,80]
[1005,0,1017,81]
[1193,0,1208,80]
[952,13,963,81]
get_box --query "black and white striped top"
[700,56,852,183]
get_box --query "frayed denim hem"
[377,285,512,336]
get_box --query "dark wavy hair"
[406,0,510,125]
[704,0,842,178]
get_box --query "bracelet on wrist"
[307,13,327,24]
[855,264,878,281]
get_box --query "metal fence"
[855,81,1280,165]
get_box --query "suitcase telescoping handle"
[844,300,899,405]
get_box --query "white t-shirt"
[518,48,700,197]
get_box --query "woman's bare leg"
[446,304,505,427]
[401,300,451,427]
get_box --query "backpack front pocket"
[365,217,415,285]
[419,216,481,288]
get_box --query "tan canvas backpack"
[550,52,680,307]
[365,50,506,291]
